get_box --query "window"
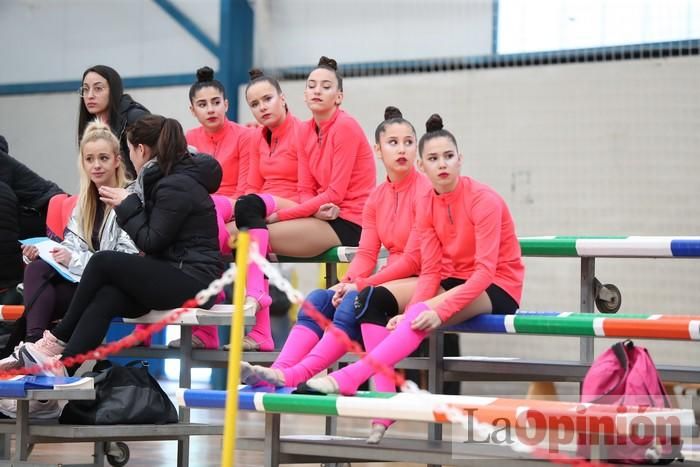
[498,0,700,54]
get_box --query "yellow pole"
[221,230,250,467]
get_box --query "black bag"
[59,360,178,425]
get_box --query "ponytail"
[156,118,188,175]
[127,115,188,175]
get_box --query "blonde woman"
[0,120,138,371]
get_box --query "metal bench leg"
[177,326,193,467]
[264,413,281,467]
[0,432,9,459]
[14,400,30,462]
[580,257,595,364]
[93,441,106,467]
[325,263,338,288]
[428,332,444,467]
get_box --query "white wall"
[251,0,493,68]
[0,0,218,84]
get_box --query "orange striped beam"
[0,305,24,321]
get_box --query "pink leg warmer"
[271,325,320,370]
[245,278,274,351]
[330,302,431,395]
[362,323,396,428]
[257,193,277,217]
[192,325,220,349]
[281,328,348,387]
[211,195,234,255]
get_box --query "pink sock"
[211,195,233,255]
[272,325,320,370]
[330,303,431,395]
[362,323,396,428]
[258,193,276,217]
[192,325,220,349]
[281,328,349,387]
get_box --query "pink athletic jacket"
[276,109,375,225]
[186,119,254,199]
[246,113,302,202]
[341,169,432,291]
[412,177,524,321]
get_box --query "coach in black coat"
[0,136,64,288]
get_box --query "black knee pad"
[234,194,267,229]
[354,286,399,327]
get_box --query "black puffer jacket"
[114,153,224,286]
[115,94,149,179]
[0,181,22,286]
[0,141,65,286]
[0,149,64,211]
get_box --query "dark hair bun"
[318,56,338,70]
[196,66,215,82]
[248,68,265,81]
[425,113,444,133]
[384,106,403,120]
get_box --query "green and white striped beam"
[269,237,700,263]
[518,236,700,257]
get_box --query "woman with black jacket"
[78,65,150,179]
[17,115,224,376]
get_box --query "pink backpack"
[578,340,683,464]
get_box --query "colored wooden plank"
[260,392,340,416]
[576,237,672,257]
[601,318,696,340]
[518,237,579,256]
[671,238,700,257]
[0,305,24,321]
[512,314,596,335]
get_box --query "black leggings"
[52,251,212,360]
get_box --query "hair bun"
[425,114,444,133]
[248,68,265,80]
[196,66,215,82]
[318,56,338,70]
[384,106,403,120]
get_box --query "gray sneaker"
[0,398,63,420]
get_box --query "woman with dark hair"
[172,66,255,350]
[186,66,253,201]
[234,56,376,350]
[303,114,525,424]
[228,68,303,351]
[78,65,149,179]
[241,107,431,443]
[16,115,224,379]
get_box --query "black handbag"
[59,360,178,425]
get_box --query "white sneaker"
[0,398,63,420]
[19,343,67,377]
